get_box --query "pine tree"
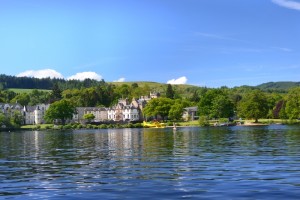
[166,84,175,99]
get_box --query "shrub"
[45,125,53,129]
[199,115,210,127]
[99,124,108,129]
[63,124,72,129]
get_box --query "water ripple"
[0,126,300,199]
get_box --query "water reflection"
[0,126,300,199]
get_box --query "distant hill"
[1,74,299,94]
[256,82,300,92]
[110,81,202,98]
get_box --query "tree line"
[0,74,103,90]
[1,74,300,126]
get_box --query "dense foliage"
[237,90,269,122]
[3,74,300,124]
[44,100,76,125]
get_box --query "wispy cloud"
[194,32,250,43]
[272,46,293,52]
[17,69,64,79]
[113,77,126,82]
[272,0,300,11]
[67,72,102,81]
[167,76,188,85]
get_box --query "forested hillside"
[256,82,300,93]
[0,74,103,90]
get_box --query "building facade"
[23,104,50,124]
[74,107,108,123]
[182,106,198,121]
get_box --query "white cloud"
[272,0,300,10]
[16,69,64,79]
[167,76,188,85]
[67,72,102,81]
[113,77,126,82]
[272,47,293,52]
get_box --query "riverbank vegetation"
[2,74,300,129]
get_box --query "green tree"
[237,90,268,122]
[166,84,175,99]
[10,110,24,128]
[190,90,200,103]
[45,100,75,125]
[83,113,95,123]
[169,99,192,121]
[211,95,234,119]
[131,83,139,89]
[284,87,300,119]
[143,97,174,121]
[49,83,62,103]
[0,112,11,128]
[10,93,30,106]
[198,88,234,119]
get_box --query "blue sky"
[0,0,299,87]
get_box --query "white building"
[123,105,140,121]
[107,98,141,122]
[23,104,50,124]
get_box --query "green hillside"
[256,82,300,92]
[110,81,202,98]
[8,88,51,94]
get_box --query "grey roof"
[184,106,198,112]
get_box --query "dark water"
[1,125,300,199]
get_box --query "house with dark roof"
[182,106,198,121]
[23,104,50,124]
[74,107,108,123]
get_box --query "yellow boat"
[143,121,166,128]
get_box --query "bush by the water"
[199,115,210,127]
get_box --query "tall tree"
[50,83,62,103]
[166,84,175,99]
[10,110,24,128]
[45,100,75,125]
[10,93,30,106]
[284,87,300,119]
[211,94,234,119]
[143,97,174,121]
[169,99,192,121]
[237,90,268,122]
[198,88,233,119]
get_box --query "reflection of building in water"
[107,129,143,158]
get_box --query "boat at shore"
[143,121,166,128]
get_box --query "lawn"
[8,88,51,94]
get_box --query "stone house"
[74,107,108,123]
[0,103,23,117]
[182,106,198,121]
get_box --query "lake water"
[1,125,300,199]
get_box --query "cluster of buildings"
[0,92,198,125]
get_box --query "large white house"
[23,104,50,124]
[107,99,141,122]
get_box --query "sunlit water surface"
[1,125,300,199]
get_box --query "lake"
[1,125,300,199]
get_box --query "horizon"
[2,73,298,89]
[0,0,299,87]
